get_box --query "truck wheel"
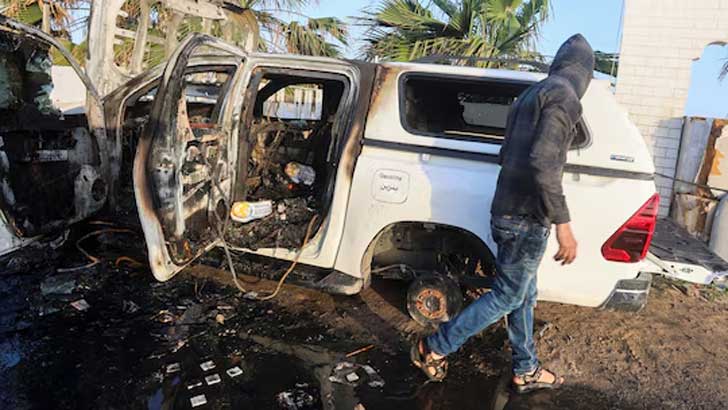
[406,274,463,326]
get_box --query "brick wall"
[615,0,728,215]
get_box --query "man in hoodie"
[411,34,595,393]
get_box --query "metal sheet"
[647,218,728,285]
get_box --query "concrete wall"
[615,0,728,215]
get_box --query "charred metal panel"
[338,61,377,180]
[134,34,245,280]
[0,22,107,240]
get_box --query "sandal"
[512,366,564,394]
[410,338,448,382]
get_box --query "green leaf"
[360,0,549,63]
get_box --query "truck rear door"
[646,218,728,287]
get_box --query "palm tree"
[243,1,348,57]
[265,16,347,57]
[1,0,88,66]
[594,51,619,77]
[112,0,347,73]
[358,0,549,67]
[0,0,83,32]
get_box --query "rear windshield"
[401,74,589,148]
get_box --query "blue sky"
[298,0,728,118]
[685,44,728,118]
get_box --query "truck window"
[401,74,589,148]
[260,82,324,121]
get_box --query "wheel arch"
[359,220,496,282]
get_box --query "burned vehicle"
[0,18,108,255]
[3,8,685,325]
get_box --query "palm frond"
[241,0,312,11]
[361,0,549,63]
[275,16,347,57]
[595,51,619,76]
[307,17,348,45]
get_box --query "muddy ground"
[1,223,727,410]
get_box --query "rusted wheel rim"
[407,273,463,326]
[414,288,447,320]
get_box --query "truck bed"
[647,218,728,286]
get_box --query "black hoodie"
[491,34,595,226]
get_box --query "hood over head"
[549,34,595,98]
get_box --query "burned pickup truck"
[2,13,687,324]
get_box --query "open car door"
[134,34,246,281]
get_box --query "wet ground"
[1,222,727,410]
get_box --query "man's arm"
[529,95,579,264]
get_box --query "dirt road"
[1,231,726,409]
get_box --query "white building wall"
[615,0,728,215]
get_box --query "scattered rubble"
[1,223,727,409]
[199,360,216,371]
[40,274,76,295]
[190,394,207,408]
[276,385,316,410]
[226,366,243,378]
[69,299,90,311]
[204,373,222,385]
[122,300,140,314]
[329,361,385,389]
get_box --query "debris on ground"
[187,381,203,390]
[40,274,76,295]
[328,361,385,389]
[538,322,554,338]
[345,344,375,358]
[226,366,243,378]
[69,299,90,311]
[205,373,222,385]
[2,223,728,410]
[276,385,316,410]
[190,394,207,408]
[154,310,175,324]
[165,363,181,374]
[122,300,140,314]
[215,313,226,325]
[200,360,216,371]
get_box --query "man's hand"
[554,223,577,265]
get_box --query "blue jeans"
[426,215,550,375]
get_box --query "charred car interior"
[119,66,235,208]
[0,27,105,239]
[120,60,237,267]
[225,69,349,250]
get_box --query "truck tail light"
[601,194,660,263]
